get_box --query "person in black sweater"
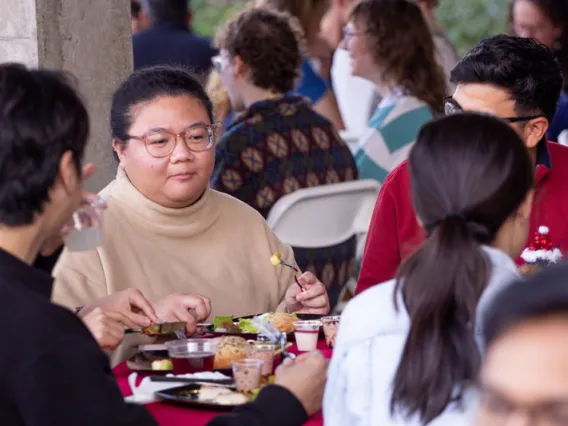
[133,0,216,77]
[0,63,327,426]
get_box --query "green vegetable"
[249,388,261,402]
[238,318,259,333]
[214,316,233,330]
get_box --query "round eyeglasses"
[123,123,219,158]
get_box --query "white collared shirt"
[323,246,520,426]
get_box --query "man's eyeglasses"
[342,26,366,41]
[211,55,224,74]
[122,123,219,158]
[444,97,544,123]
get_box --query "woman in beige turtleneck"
[53,66,330,342]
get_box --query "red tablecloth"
[114,340,332,426]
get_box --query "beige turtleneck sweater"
[52,168,296,320]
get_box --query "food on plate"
[151,359,173,371]
[197,386,248,405]
[213,312,297,334]
[215,392,249,405]
[214,336,249,370]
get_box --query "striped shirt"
[354,91,433,184]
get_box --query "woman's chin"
[164,183,206,207]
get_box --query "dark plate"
[156,384,247,410]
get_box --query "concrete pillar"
[0,0,133,192]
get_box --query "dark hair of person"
[483,264,568,349]
[215,8,304,94]
[508,0,568,90]
[390,113,534,423]
[349,0,447,115]
[111,65,214,155]
[451,35,563,122]
[0,64,89,226]
[141,0,188,25]
[131,0,141,18]
[257,0,329,40]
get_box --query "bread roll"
[270,313,295,333]
[214,336,249,370]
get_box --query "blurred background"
[191,0,508,56]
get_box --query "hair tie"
[425,213,492,242]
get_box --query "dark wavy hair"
[215,7,304,94]
[451,35,563,122]
[508,0,568,90]
[0,64,89,226]
[350,0,447,115]
[390,113,534,423]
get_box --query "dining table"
[114,338,333,426]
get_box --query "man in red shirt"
[356,35,568,294]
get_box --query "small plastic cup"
[232,359,264,394]
[293,320,321,352]
[63,196,106,252]
[321,316,341,348]
[165,338,218,375]
[248,342,275,376]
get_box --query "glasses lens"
[444,100,460,116]
[212,57,222,73]
[184,125,212,151]
[145,131,175,157]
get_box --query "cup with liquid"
[293,320,322,352]
[248,342,275,376]
[165,339,217,375]
[232,359,264,395]
[321,316,340,348]
[63,195,106,252]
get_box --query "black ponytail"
[390,113,534,423]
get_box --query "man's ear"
[57,151,80,194]
[232,56,249,81]
[523,117,549,149]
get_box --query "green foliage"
[437,0,509,57]
[191,0,510,56]
[191,0,247,38]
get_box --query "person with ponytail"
[324,112,535,426]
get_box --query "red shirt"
[356,141,568,294]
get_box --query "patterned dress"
[212,95,358,307]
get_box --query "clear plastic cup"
[232,359,264,394]
[63,196,105,252]
[293,320,321,352]
[165,339,218,375]
[321,316,341,348]
[248,342,275,376]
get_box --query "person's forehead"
[481,317,568,403]
[452,83,518,116]
[129,96,209,133]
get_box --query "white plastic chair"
[266,180,381,311]
[558,129,568,147]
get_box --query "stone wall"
[1,0,133,192]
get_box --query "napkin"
[125,372,232,405]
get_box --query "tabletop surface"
[114,339,333,426]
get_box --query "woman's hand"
[285,272,330,314]
[79,288,159,328]
[79,308,135,350]
[152,293,212,334]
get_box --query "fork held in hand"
[280,260,305,292]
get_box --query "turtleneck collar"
[104,167,220,238]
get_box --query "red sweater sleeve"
[355,170,402,294]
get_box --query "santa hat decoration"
[522,226,562,265]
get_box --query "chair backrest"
[558,130,568,147]
[266,180,381,248]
